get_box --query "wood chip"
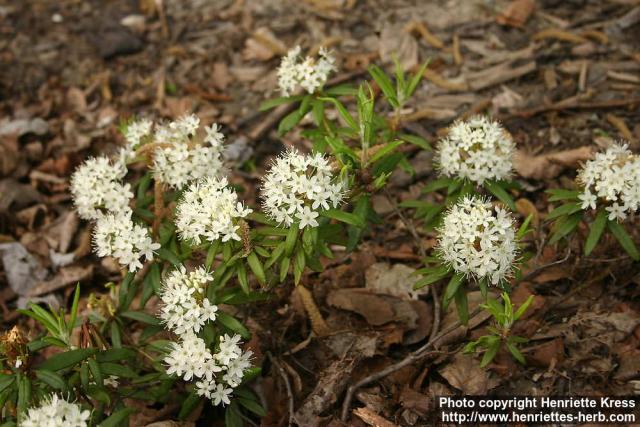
[452,34,462,65]
[353,407,398,427]
[607,70,640,84]
[422,69,467,91]
[496,0,535,28]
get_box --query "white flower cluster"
[261,149,345,228]
[437,196,517,285]
[577,143,640,221]
[436,116,515,185]
[22,395,90,427]
[93,213,160,272]
[124,118,153,149]
[164,332,252,406]
[158,266,218,336]
[152,115,226,189]
[277,46,336,96]
[175,177,253,244]
[70,156,132,220]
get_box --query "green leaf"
[69,283,81,332]
[239,397,267,417]
[480,337,500,368]
[88,359,103,387]
[293,248,306,285]
[320,209,365,227]
[549,212,583,244]
[397,133,430,150]
[206,240,220,270]
[405,60,430,98]
[284,223,300,257]
[225,402,244,427]
[110,322,122,348]
[547,202,582,220]
[16,374,31,422]
[237,263,249,294]
[246,252,266,286]
[99,362,137,378]
[584,209,608,256]
[368,140,404,165]
[99,408,136,427]
[546,188,580,202]
[0,376,14,394]
[121,310,160,326]
[96,348,136,362]
[324,84,358,96]
[421,177,452,194]
[38,348,97,371]
[443,273,465,307]
[157,247,181,266]
[506,341,526,364]
[35,370,67,391]
[217,312,251,339]
[514,295,534,321]
[278,109,306,135]
[319,98,358,130]
[178,391,202,420]
[368,65,399,108]
[454,286,469,325]
[259,95,303,111]
[485,180,516,211]
[86,384,111,406]
[413,265,451,289]
[608,220,640,261]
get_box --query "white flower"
[164,332,221,382]
[152,114,226,189]
[261,149,345,228]
[158,266,216,336]
[216,334,242,366]
[210,383,233,406]
[577,143,640,221]
[70,156,132,220]
[223,350,253,387]
[21,394,90,427]
[93,212,160,272]
[124,118,153,149]
[277,46,336,96]
[437,196,518,285]
[436,116,515,185]
[175,177,252,245]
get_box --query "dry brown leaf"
[365,262,425,300]
[496,0,535,28]
[515,198,540,226]
[243,27,287,61]
[353,406,398,427]
[528,338,565,367]
[379,24,418,70]
[513,146,594,180]
[439,352,500,394]
[327,288,394,325]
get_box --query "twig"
[383,189,441,341]
[267,352,294,427]
[340,307,482,421]
[509,97,640,118]
[520,249,571,282]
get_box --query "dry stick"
[267,352,295,427]
[510,97,640,118]
[340,307,482,421]
[384,188,441,342]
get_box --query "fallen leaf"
[326,288,420,327]
[0,242,48,295]
[514,146,594,180]
[26,264,93,297]
[379,24,418,70]
[243,27,287,61]
[496,0,535,28]
[528,338,565,367]
[353,406,398,427]
[0,118,48,137]
[439,352,500,394]
[515,198,540,226]
[365,262,426,300]
[399,387,429,416]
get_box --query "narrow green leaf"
[506,341,526,364]
[546,188,580,202]
[99,408,136,427]
[549,212,583,244]
[237,263,249,294]
[258,95,303,111]
[397,133,430,150]
[69,283,81,332]
[178,391,202,420]
[320,209,365,227]
[405,60,430,98]
[279,257,290,283]
[99,362,136,378]
[88,358,103,387]
[35,370,67,391]
[485,180,516,211]
[246,252,266,286]
[421,177,452,194]
[121,310,160,326]
[293,248,306,285]
[584,209,608,255]
[239,397,267,417]
[454,286,469,325]
[480,338,500,368]
[319,98,358,130]
[38,348,97,371]
[547,202,582,220]
[16,374,31,422]
[608,220,640,261]
[157,247,181,266]
[284,223,299,257]
[278,109,305,135]
[217,312,251,339]
[513,295,534,321]
[443,273,465,306]
[368,140,404,165]
[367,65,399,108]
